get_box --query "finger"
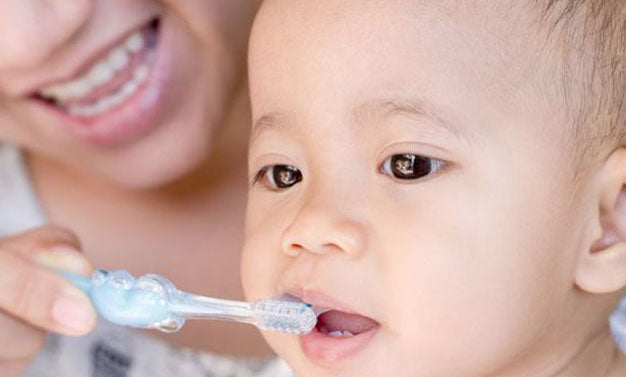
[0,359,33,377]
[0,225,82,252]
[0,251,96,336]
[1,226,91,275]
[0,313,44,360]
[33,247,92,276]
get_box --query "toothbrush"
[60,269,319,335]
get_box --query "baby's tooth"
[125,32,144,53]
[329,331,343,337]
[88,62,114,87]
[108,47,130,71]
[342,331,354,337]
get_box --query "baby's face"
[243,1,595,376]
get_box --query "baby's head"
[242,1,626,376]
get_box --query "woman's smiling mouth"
[35,19,159,117]
[29,16,171,147]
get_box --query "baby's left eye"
[379,154,445,180]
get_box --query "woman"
[0,1,280,376]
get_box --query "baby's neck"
[548,326,624,377]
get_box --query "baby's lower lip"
[300,311,380,364]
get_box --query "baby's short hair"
[538,0,625,166]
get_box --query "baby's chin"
[285,354,393,377]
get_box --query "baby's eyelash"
[379,153,448,182]
[252,166,270,186]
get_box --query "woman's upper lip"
[17,17,159,98]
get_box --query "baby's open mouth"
[301,306,380,363]
[33,18,160,119]
[315,310,379,337]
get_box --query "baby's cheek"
[241,225,275,298]
[241,218,290,304]
[377,200,568,374]
[241,243,272,301]
[242,206,273,298]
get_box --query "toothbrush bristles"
[252,299,317,335]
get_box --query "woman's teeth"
[37,25,157,118]
[67,54,152,118]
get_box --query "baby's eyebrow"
[251,112,290,144]
[251,98,469,143]
[353,98,469,142]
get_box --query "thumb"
[34,246,93,276]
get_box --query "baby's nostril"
[321,243,343,254]
[284,243,305,256]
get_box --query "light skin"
[243,1,626,376]
[0,1,269,376]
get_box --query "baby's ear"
[575,148,626,294]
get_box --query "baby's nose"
[281,205,368,259]
[0,0,92,69]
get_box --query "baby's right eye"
[254,164,303,190]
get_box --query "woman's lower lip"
[34,21,171,148]
[300,325,379,364]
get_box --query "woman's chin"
[93,142,212,190]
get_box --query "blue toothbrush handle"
[58,270,93,294]
[57,268,318,335]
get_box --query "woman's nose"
[281,203,368,259]
[0,0,92,69]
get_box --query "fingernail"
[35,248,91,275]
[52,289,94,333]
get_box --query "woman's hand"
[0,226,96,377]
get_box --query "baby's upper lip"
[285,288,367,317]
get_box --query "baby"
[242,0,626,376]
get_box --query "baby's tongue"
[317,310,378,335]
